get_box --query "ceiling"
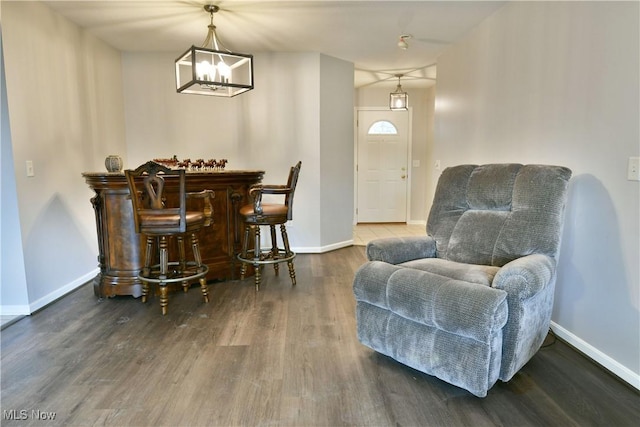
[41,0,505,89]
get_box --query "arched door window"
[367,120,398,135]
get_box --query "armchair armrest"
[248,184,292,214]
[249,184,290,195]
[492,254,556,300]
[187,190,215,226]
[366,235,436,264]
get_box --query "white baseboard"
[293,239,354,254]
[0,304,31,316]
[550,321,640,390]
[406,220,426,226]
[28,269,98,314]
[1,269,97,316]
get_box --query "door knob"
[401,175,406,179]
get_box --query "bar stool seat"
[239,204,288,221]
[238,161,301,291]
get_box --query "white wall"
[122,52,245,166]
[1,1,127,312]
[1,26,29,314]
[355,85,436,224]
[122,51,355,253]
[320,54,355,249]
[434,1,639,386]
[241,52,324,251]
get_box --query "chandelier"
[175,4,254,97]
[389,74,408,111]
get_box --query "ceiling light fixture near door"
[175,4,254,97]
[390,74,408,111]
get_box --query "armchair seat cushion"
[399,258,500,287]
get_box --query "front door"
[356,109,409,223]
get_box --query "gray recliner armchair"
[353,164,572,397]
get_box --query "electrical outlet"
[26,160,35,177]
[628,157,640,181]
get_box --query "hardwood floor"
[1,246,638,426]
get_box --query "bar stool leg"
[190,233,202,266]
[177,235,187,271]
[158,236,170,314]
[159,237,169,279]
[190,232,209,303]
[177,235,189,292]
[270,225,280,276]
[159,284,169,315]
[240,225,251,280]
[281,224,296,286]
[199,277,209,303]
[141,236,154,303]
[253,225,262,291]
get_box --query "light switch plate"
[26,160,35,177]
[628,157,640,181]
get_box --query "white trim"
[353,107,359,224]
[0,268,97,315]
[0,305,31,316]
[292,240,354,254]
[406,108,413,222]
[407,220,426,226]
[28,268,98,313]
[550,321,640,390]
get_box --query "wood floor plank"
[1,246,638,426]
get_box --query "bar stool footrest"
[237,249,296,266]
[138,262,209,284]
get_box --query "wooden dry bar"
[83,170,264,298]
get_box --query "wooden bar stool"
[238,161,301,291]
[125,161,214,314]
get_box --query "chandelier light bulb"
[217,60,231,81]
[196,60,215,81]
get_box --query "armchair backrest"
[427,164,572,267]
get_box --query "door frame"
[354,106,413,224]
